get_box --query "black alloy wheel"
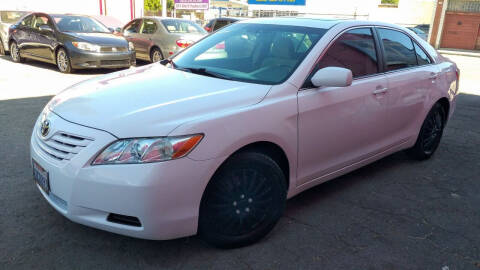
[199,151,287,248]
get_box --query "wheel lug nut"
[233,201,237,206]
[240,194,245,199]
[245,207,250,212]
[248,198,252,203]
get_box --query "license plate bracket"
[33,159,50,194]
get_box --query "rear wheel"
[10,42,24,63]
[56,48,72,73]
[406,103,446,160]
[0,40,5,55]
[199,151,287,248]
[150,47,162,63]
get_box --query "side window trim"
[412,40,434,66]
[301,26,382,89]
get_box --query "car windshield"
[172,23,327,85]
[161,19,206,34]
[1,11,27,23]
[53,15,110,33]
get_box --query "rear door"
[297,27,390,185]
[376,27,437,144]
[123,19,145,59]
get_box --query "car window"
[162,19,206,34]
[20,14,34,27]
[32,15,52,30]
[316,28,379,78]
[53,15,110,33]
[173,23,326,85]
[1,11,27,23]
[378,28,417,71]
[414,43,432,66]
[141,19,157,34]
[213,20,229,31]
[124,19,141,34]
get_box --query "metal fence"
[447,0,480,13]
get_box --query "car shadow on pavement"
[0,54,124,75]
[1,93,479,269]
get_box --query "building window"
[447,0,480,13]
[379,0,399,8]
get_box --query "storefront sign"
[247,0,306,5]
[174,0,210,10]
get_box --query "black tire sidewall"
[409,103,445,159]
[199,152,287,248]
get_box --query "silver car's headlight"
[92,134,203,165]
[128,41,134,51]
[72,42,101,52]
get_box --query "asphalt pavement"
[0,55,479,269]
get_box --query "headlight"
[128,41,134,51]
[72,42,101,52]
[92,134,203,165]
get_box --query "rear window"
[161,19,206,34]
[0,11,27,23]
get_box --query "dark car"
[204,17,243,32]
[8,13,135,73]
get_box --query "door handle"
[373,88,388,95]
[429,73,438,80]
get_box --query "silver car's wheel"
[151,48,162,63]
[10,42,23,62]
[56,49,72,73]
[0,40,5,55]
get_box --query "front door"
[30,14,55,61]
[123,19,146,59]
[297,27,389,186]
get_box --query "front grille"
[100,59,130,66]
[35,129,93,161]
[100,46,128,53]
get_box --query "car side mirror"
[311,67,353,88]
[108,27,115,33]
[39,25,53,33]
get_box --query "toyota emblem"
[40,120,50,137]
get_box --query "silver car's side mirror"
[311,67,353,88]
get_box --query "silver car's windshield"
[53,15,110,33]
[172,23,327,85]
[1,11,27,23]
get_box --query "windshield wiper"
[177,67,233,80]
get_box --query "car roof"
[238,17,407,30]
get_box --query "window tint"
[378,28,417,71]
[161,19,205,34]
[414,43,432,65]
[213,20,229,31]
[141,19,157,34]
[20,14,34,27]
[316,28,379,78]
[124,20,140,34]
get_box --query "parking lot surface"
[1,54,479,269]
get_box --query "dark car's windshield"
[172,23,327,85]
[161,19,206,34]
[1,11,27,23]
[53,15,110,33]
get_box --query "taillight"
[176,39,193,48]
[455,69,459,81]
[204,26,211,32]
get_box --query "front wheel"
[56,48,72,73]
[406,103,446,160]
[199,151,287,248]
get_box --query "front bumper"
[30,110,221,240]
[68,48,136,69]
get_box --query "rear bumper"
[69,49,136,69]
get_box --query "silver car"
[0,10,27,55]
[123,17,207,62]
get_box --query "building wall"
[0,0,144,24]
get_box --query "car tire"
[0,39,5,55]
[10,42,24,63]
[406,103,446,160]
[150,47,162,63]
[56,48,73,73]
[199,151,287,248]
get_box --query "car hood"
[49,64,271,138]
[62,32,128,46]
